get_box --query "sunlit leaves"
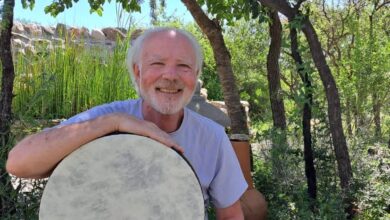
[21,0,34,10]
[197,0,254,25]
[43,0,141,17]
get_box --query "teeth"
[159,88,180,93]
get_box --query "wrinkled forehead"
[144,30,192,48]
[141,30,196,60]
[150,29,180,39]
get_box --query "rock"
[68,27,82,39]
[24,23,42,37]
[91,29,106,41]
[25,44,36,55]
[12,38,25,48]
[200,88,208,99]
[56,23,68,37]
[42,26,55,37]
[117,27,127,35]
[130,29,143,45]
[12,21,25,34]
[51,37,65,45]
[31,38,52,49]
[15,48,26,55]
[12,32,30,44]
[80,27,90,39]
[102,27,126,41]
[187,80,231,127]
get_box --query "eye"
[151,62,164,66]
[178,64,191,69]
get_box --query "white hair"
[126,27,204,93]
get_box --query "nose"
[161,65,179,80]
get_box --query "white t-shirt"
[60,99,248,209]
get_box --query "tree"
[366,0,389,139]
[181,0,249,136]
[0,0,14,146]
[265,10,292,188]
[314,0,390,140]
[290,24,317,205]
[266,10,286,132]
[0,0,15,215]
[257,0,354,216]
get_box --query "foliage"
[224,19,271,121]
[351,142,390,219]
[20,0,141,17]
[251,126,348,219]
[11,37,137,119]
[197,0,254,25]
[0,122,47,219]
[312,0,390,140]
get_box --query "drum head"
[39,134,204,220]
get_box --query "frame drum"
[39,134,204,220]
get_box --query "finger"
[160,137,184,153]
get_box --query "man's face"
[133,31,198,115]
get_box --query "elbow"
[6,143,52,179]
[6,148,25,177]
[6,144,36,178]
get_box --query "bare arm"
[6,113,182,179]
[216,201,244,220]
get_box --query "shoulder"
[60,99,141,126]
[183,108,229,147]
[184,108,226,135]
[93,99,139,112]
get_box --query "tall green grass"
[12,38,137,119]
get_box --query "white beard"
[139,79,195,115]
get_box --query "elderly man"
[6,27,248,219]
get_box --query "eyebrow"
[176,58,193,64]
[145,55,163,61]
[145,56,194,65]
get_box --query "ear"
[133,64,141,83]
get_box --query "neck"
[142,100,184,133]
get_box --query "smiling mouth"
[157,88,183,94]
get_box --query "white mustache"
[155,79,184,90]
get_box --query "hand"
[113,113,184,154]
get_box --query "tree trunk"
[265,9,289,182]
[290,26,317,203]
[301,15,352,193]
[267,10,287,130]
[0,0,15,145]
[0,0,16,215]
[181,0,249,136]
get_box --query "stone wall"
[10,21,128,55]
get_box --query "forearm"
[6,114,118,178]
